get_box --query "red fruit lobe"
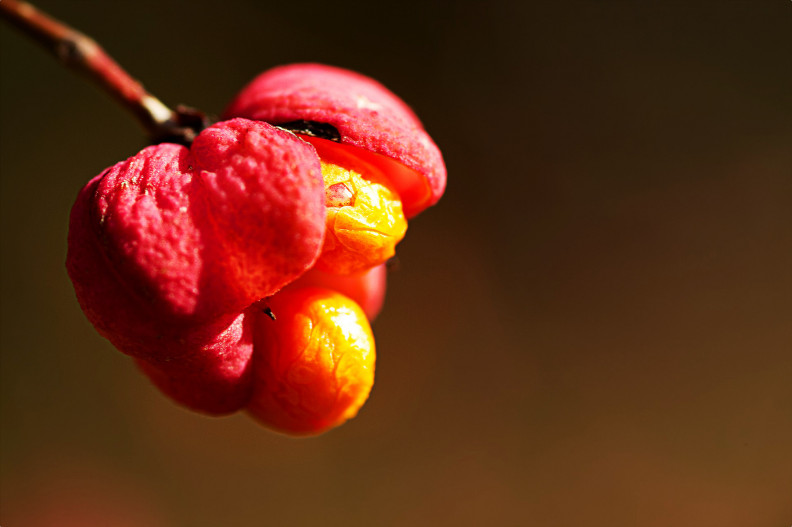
[224,63,446,217]
[135,311,255,415]
[67,119,327,413]
[192,118,326,302]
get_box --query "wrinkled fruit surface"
[67,64,445,435]
[317,160,407,275]
[248,288,375,436]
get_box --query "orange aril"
[248,288,375,436]
[316,160,407,275]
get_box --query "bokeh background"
[2,1,791,525]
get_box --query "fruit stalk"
[0,0,204,144]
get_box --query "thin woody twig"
[0,0,206,144]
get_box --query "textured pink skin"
[285,264,387,321]
[135,311,254,415]
[224,63,446,217]
[66,119,325,413]
[191,119,326,301]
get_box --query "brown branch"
[0,0,207,145]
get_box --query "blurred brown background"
[2,1,791,526]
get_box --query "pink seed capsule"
[66,118,327,413]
